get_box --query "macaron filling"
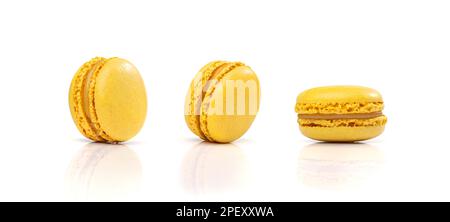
[74,57,115,143]
[71,57,106,141]
[298,115,387,127]
[82,59,104,138]
[298,111,383,120]
[200,62,244,142]
[187,61,227,140]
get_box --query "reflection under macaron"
[181,142,248,195]
[298,143,384,191]
[65,143,142,201]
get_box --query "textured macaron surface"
[295,86,384,114]
[69,57,107,142]
[296,102,384,115]
[296,86,383,104]
[184,61,227,140]
[69,57,147,143]
[185,61,260,143]
[93,58,147,142]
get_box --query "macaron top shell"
[201,65,260,143]
[297,85,383,104]
[295,86,384,114]
[93,58,147,142]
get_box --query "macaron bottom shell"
[202,115,257,143]
[186,114,257,144]
[299,124,386,142]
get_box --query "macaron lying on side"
[184,61,260,143]
[295,86,387,142]
[69,57,147,143]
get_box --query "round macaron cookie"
[69,57,147,143]
[184,61,260,143]
[295,86,387,142]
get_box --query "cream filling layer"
[298,112,383,120]
[200,62,244,142]
[82,59,104,141]
[189,61,227,140]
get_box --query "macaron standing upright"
[295,86,387,142]
[69,57,147,143]
[184,61,260,143]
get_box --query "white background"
[0,0,449,201]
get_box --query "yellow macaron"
[295,86,387,142]
[69,57,147,143]
[184,61,260,143]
